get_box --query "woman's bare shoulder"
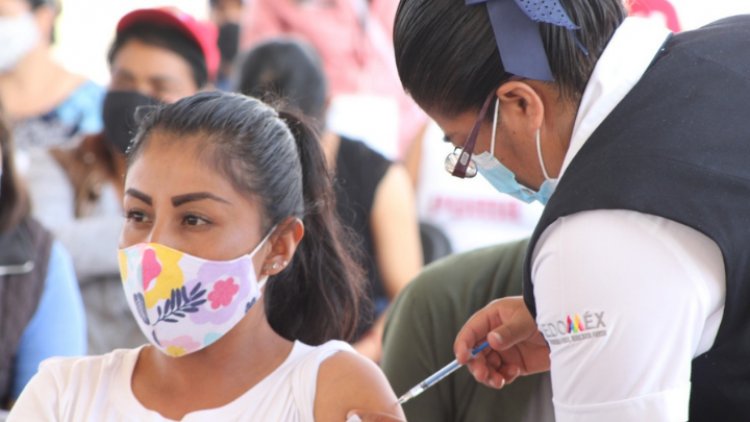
[314,349,404,421]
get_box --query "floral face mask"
[118,229,274,357]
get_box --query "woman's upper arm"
[370,164,423,299]
[314,351,404,421]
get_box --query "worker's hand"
[454,296,550,389]
[346,410,406,422]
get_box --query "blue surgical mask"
[473,98,557,205]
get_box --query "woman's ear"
[495,81,545,134]
[260,217,304,276]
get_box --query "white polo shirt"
[531,18,726,422]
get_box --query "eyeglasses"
[444,90,497,179]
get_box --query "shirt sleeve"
[54,80,105,136]
[11,242,87,400]
[7,359,64,422]
[532,210,725,422]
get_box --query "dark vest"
[523,16,750,421]
[0,217,52,407]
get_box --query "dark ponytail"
[127,91,366,344]
[269,110,366,344]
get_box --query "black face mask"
[102,91,162,154]
[218,22,240,65]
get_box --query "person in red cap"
[111,7,219,102]
[24,7,221,357]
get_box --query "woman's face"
[120,132,268,269]
[110,39,199,104]
[427,79,559,191]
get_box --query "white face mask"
[118,228,275,357]
[0,13,39,72]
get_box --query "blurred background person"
[0,0,103,154]
[24,6,219,354]
[240,0,427,161]
[0,103,85,410]
[236,38,422,361]
[208,0,242,90]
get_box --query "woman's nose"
[146,220,169,246]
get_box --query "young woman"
[9,91,403,421]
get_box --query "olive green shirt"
[382,239,554,422]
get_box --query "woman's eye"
[182,214,210,226]
[125,210,149,223]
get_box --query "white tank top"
[7,340,353,421]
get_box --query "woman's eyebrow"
[171,192,233,207]
[125,188,152,205]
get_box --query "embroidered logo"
[540,311,608,345]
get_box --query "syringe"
[397,341,490,405]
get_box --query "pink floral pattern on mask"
[118,238,270,357]
[143,245,185,309]
[141,248,161,291]
[188,259,253,325]
[208,277,240,309]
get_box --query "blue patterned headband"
[466,0,580,81]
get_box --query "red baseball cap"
[117,7,220,81]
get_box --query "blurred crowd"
[7,0,740,420]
